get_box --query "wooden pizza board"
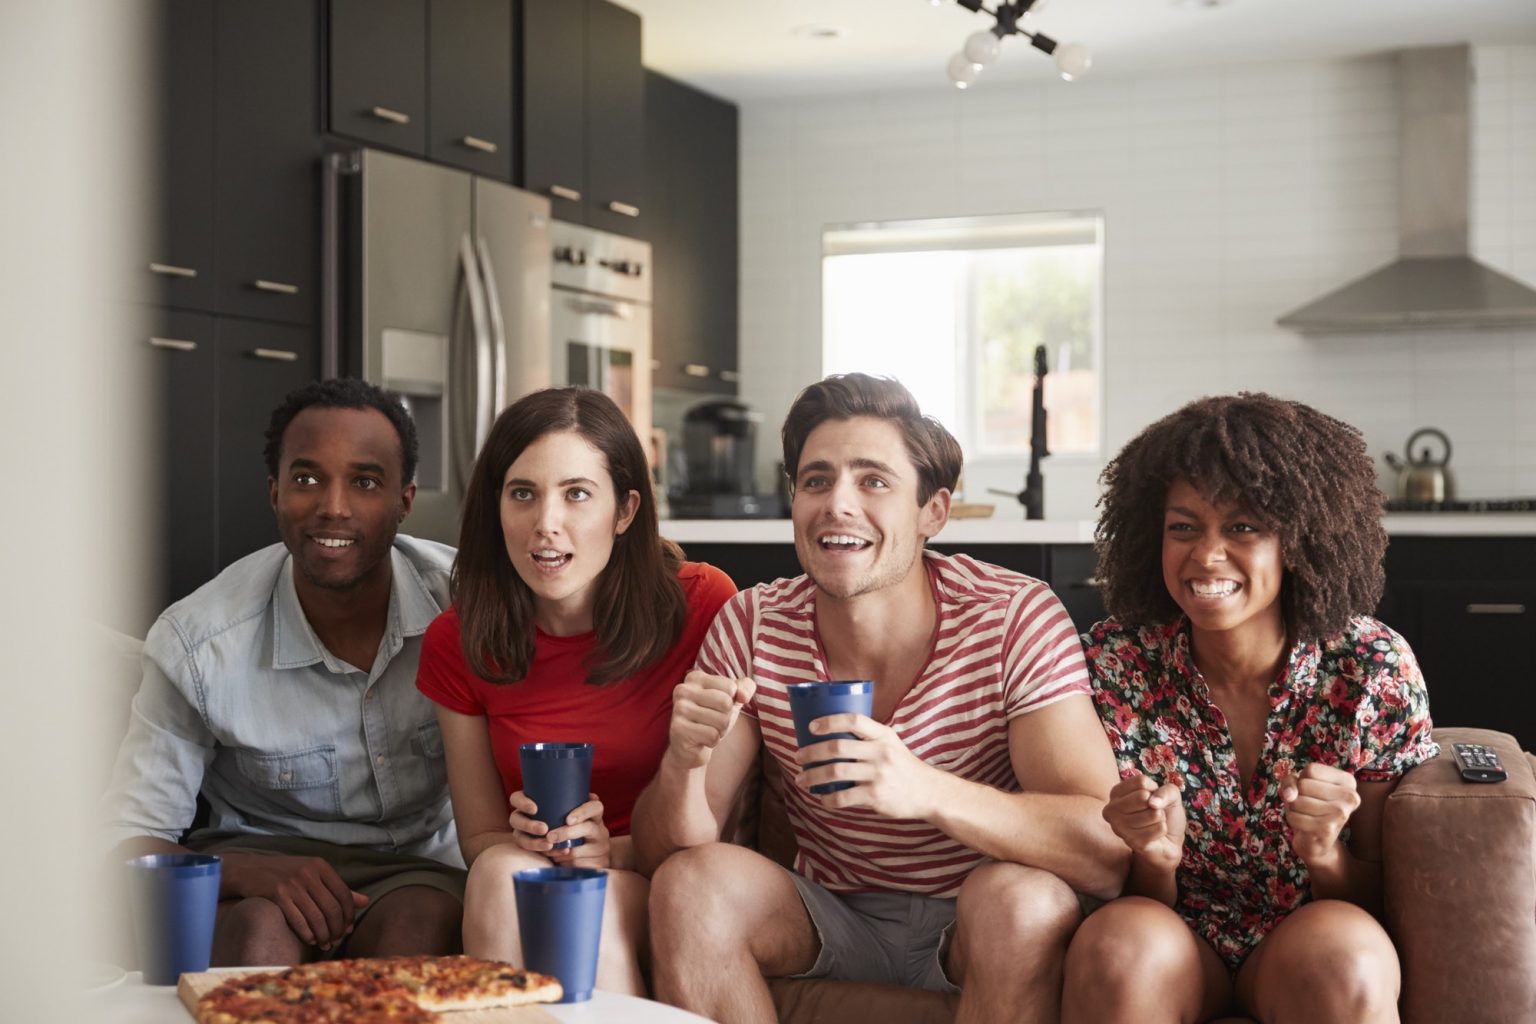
[178,969,560,1023]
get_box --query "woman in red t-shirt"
[416,387,735,995]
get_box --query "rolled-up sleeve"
[99,618,217,848]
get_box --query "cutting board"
[177,969,560,1023]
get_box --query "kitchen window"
[822,211,1104,457]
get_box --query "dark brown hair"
[452,387,687,685]
[1094,392,1386,640]
[781,373,963,504]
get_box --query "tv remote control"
[1452,742,1507,783]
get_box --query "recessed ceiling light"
[1171,0,1231,7]
[792,24,847,41]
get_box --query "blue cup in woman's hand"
[787,681,874,794]
[520,742,594,849]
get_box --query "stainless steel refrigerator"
[324,148,552,544]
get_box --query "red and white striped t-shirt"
[696,550,1090,898]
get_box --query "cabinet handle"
[148,336,197,352]
[549,184,582,202]
[251,348,298,362]
[683,363,710,378]
[369,105,410,124]
[461,135,498,153]
[1070,577,1106,589]
[607,200,640,218]
[253,279,299,295]
[1466,603,1526,615]
[149,262,198,278]
[718,369,740,383]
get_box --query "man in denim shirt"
[103,378,463,965]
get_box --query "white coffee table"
[82,971,716,1023]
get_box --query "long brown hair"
[452,387,687,684]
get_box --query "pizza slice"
[384,954,564,1010]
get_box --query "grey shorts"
[787,870,961,994]
[188,834,467,921]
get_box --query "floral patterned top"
[1083,615,1437,968]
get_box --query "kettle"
[1384,427,1454,502]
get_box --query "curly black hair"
[1094,393,1386,640]
[263,377,419,484]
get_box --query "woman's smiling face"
[1161,478,1285,640]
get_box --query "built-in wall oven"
[550,221,652,447]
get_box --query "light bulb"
[963,30,1000,68]
[1054,42,1092,81]
[947,52,979,89]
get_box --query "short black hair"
[263,377,419,484]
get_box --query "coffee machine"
[668,399,785,518]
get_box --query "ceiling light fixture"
[944,0,1092,89]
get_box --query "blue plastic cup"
[786,680,874,794]
[520,742,594,850]
[514,866,607,1003]
[125,853,221,985]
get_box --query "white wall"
[737,46,1536,519]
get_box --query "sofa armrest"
[1383,727,1535,1024]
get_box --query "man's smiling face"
[790,415,945,601]
[268,406,414,593]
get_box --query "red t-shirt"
[416,561,736,836]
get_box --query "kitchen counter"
[1382,513,1536,537]
[660,518,1098,545]
[661,514,1536,545]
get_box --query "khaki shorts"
[188,834,467,925]
[787,870,961,994]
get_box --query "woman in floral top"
[1060,394,1436,1024]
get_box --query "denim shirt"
[101,535,463,866]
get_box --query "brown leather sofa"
[733,726,1535,1024]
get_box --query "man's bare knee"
[213,897,301,966]
[349,886,463,957]
[959,864,1080,947]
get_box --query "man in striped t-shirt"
[634,375,1127,1024]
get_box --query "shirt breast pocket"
[410,721,449,791]
[234,745,342,819]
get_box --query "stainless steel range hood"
[1278,46,1536,333]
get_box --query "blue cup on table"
[514,866,607,1003]
[787,680,874,794]
[520,741,594,849]
[124,853,221,985]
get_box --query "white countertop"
[1380,513,1536,537]
[661,514,1536,544]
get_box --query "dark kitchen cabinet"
[646,71,738,395]
[215,0,320,325]
[143,0,215,311]
[1381,535,1536,751]
[583,0,644,235]
[140,309,219,606]
[327,0,428,155]
[520,0,643,233]
[216,319,319,568]
[428,0,514,179]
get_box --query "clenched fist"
[667,670,756,769]
[1281,762,1360,868]
[1102,772,1187,873]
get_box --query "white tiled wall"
[736,47,1536,518]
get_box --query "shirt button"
[366,692,374,700]
[279,770,292,782]
[376,754,386,765]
